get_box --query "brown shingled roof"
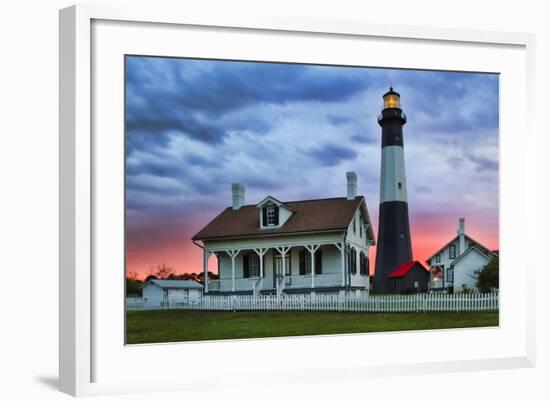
[192,196,370,241]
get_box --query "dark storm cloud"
[447,156,465,169]
[126,107,226,144]
[125,57,371,146]
[466,154,499,173]
[444,154,498,173]
[415,185,433,194]
[305,143,358,166]
[326,115,352,126]
[126,131,173,153]
[124,57,499,237]
[386,70,499,137]
[350,133,376,144]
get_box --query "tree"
[196,271,219,284]
[150,263,174,279]
[476,256,499,293]
[126,270,140,281]
[125,271,143,296]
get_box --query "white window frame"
[449,244,457,259]
[266,205,276,226]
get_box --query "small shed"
[387,261,430,293]
[142,279,203,306]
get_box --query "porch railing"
[253,277,263,296]
[276,275,286,297]
[208,273,365,292]
[207,278,259,292]
[283,273,342,288]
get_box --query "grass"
[126,310,499,344]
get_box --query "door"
[273,254,291,287]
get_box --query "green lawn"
[126,310,499,344]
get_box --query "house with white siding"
[142,279,203,306]
[192,172,375,297]
[426,218,497,293]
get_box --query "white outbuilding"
[426,218,497,293]
[142,279,203,307]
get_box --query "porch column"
[305,244,320,288]
[253,248,268,277]
[225,250,240,292]
[340,242,346,286]
[203,249,209,293]
[275,246,291,290]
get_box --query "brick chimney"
[458,217,466,255]
[232,183,245,210]
[346,171,357,200]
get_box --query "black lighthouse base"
[374,201,413,293]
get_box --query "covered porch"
[202,241,369,296]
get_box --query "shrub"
[476,256,499,293]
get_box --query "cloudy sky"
[125,55,499,278]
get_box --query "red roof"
[388,260,427,278]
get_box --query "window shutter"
[243,254,249,278]
[349,248,355,274]
[274,207,279,225]
[354,250,357,274]
[366,257,370,275]
[288,250,292,275]
[262,255,266,277]
[299,250,305,275]
[315,249,322,274]
[262,207,267,226]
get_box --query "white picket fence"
[126,292,498,313]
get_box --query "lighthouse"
[374,87,413,293]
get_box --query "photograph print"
[125,55,499,344]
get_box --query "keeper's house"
[192,172,375,297]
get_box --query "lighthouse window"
[399,232,405,239]
[398,182,402,190]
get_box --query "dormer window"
[257,196,291,228]
[267,206,276,225]
[261,202,279,227]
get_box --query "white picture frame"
[59,4,536,397]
